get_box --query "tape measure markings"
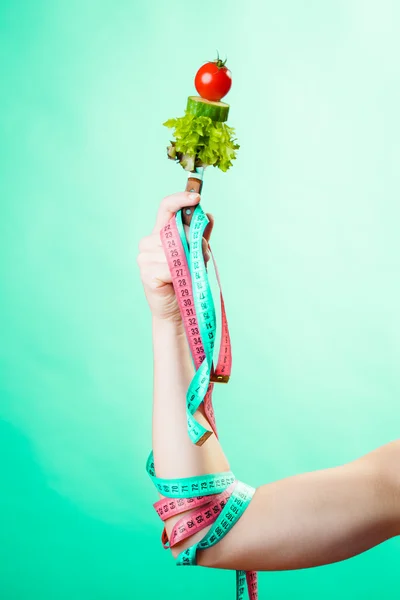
[150,201,258,599]
[163,483,237,548]
[161,215,214,444]
[175,480,255,565]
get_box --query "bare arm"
[138,191,229,551]
[196,441,400,571]
[152,315,230,552]
[138,192,400,571]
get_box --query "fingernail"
[189,193,200,201]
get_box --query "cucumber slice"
[186,96,229,122]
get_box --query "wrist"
[152,314,185,337]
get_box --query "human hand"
[137,192,214,323]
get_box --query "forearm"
[152,315,230,551]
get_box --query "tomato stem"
[214,52,228,69]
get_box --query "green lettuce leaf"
[163,110,240,172]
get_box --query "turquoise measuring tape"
[146,174,259,599]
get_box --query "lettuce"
[163,111,240,172]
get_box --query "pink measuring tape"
[146,169,259,600]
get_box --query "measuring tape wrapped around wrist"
[146,171,259,599]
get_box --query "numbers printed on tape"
[146,201,258,600]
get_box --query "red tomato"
[194,57,232,102]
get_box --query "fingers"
[137,240,210,295]
[152,191,201,234]
[136,251,172,287]
[140,196,212,290]
[202,237,211,264]
[203,213,214,242]
[138,233,163,252]
[148,266,173,289]
[138,233,210,265]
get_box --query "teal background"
[1,1,400,598]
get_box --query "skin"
[137,191,400,572]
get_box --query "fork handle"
[182,175,204,227]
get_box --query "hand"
[137,191,214,324]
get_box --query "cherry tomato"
[194,56,232,102]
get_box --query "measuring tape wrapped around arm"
[146,58,259,600]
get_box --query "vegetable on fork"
[163,54,239,226]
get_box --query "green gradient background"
[1,1,400,598]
